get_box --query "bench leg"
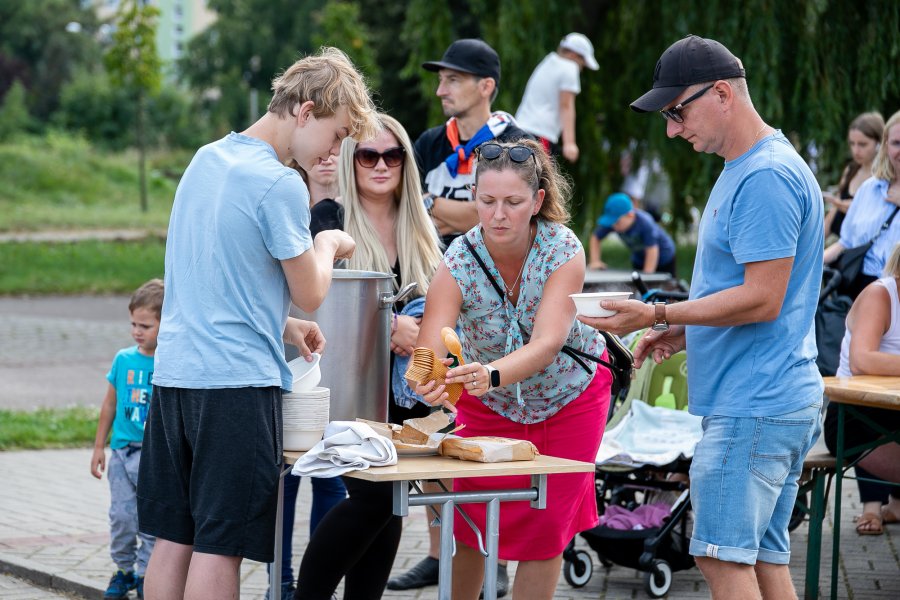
[804,469,827,600]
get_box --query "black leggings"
[295,477,401,600]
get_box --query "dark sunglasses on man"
[476,143,536,164]
[354,146,406,169]
[659,84,714,123]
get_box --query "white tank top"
[836,276,900,376]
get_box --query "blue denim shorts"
[688,400,821,565]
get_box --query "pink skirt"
[452,360,611,560]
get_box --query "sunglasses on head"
[659,84,714,123]
[476,143,536,164]
[354,146,406,168]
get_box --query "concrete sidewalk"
[0,448,897,600]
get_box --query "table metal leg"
[271,468,286,600]
[439,499,455,600]
[830,405,845,600]
[482,498,500,600]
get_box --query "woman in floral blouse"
[415,139,612,600]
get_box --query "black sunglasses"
[476,143,536,164]
[660,84,714,123]
[354,146,406,168]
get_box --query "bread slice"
[397,411,451,444]
[440,436,539,463]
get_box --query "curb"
[0,553,102,599]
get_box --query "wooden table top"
[283,452,595,482]
[823,376,900,410]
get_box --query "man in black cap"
[579,35,823,600]
[413,38,532,248]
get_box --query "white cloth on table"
[596,400,703,468]
[290,421,397,478]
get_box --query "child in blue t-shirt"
[90,279,162,600]
[588,192,677,277]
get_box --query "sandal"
[855,511,884,535]
[882,505,900,525]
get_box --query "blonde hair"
[338,114,442,296]
[129,279,164,319]
[884,243,900,278]
[268,47,379,141]
[872,109,900,181]
[473,138,572,224]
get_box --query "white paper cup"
[569,292,633,317]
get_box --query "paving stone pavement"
[1,296,898,598]
[0,447,898,599]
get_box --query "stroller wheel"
[644,559,672,598]
[563,550,593,588]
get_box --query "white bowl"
[569,292,633,318]
[288,353,322,392]
[284,428,325,452]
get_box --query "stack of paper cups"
[283,386,330,451]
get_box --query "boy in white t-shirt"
[515,32,599,163]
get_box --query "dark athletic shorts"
[137,385,283,563]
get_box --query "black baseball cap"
[422,39,501,87]
[630,35,745,113]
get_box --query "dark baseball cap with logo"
[423,39,501,88]
[630,35,745,113]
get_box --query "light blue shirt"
[838,177,900,277]
[153,132,313,390]
[107,346,154,449]
[686,131,823,417]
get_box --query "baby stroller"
[563,346,700,598]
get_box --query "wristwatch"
[484,365,501,390]
[651,302,669,332]
[422,193,435,216]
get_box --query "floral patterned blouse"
[445,219,606,424]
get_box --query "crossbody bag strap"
[874,206,900,242]
[462,235,615,375]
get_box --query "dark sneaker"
[104,569,136,600]
[263,581,296,600]
[480,563,509,599]
[136,575,145,600]
[386,556,439,590]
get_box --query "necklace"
[504,223,535,297]
[748,122,769,153]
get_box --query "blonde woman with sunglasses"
[295,113,442,600]
[414,139,611,600]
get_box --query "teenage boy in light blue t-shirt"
[136,48,379,600]
[91,279,163,600]
[580,36,823,600]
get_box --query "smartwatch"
[485,365,501,390]
[651,302,669,332]
[422,193,435,215]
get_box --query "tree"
[105,0,162,213]
[0,80,32,141]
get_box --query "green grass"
[0,407,99,450]
[0,238,166,294]
[0,132,192,232]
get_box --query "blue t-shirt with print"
[153,132,313,391]
[594,209,676,268]
[107,346,154,449]
[686,131,823,417]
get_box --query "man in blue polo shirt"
[589,192,677,277]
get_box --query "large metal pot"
[289,270,416,422]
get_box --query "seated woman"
[294,114,443,600]
[823,109,900,299]
[415,139,611,600]
[824,242,900,535]
[822,112,884,239]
